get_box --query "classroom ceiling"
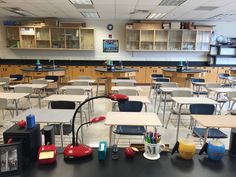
[0,0,236,21]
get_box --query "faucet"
[49,59,56,69]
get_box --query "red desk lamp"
[63,94,128,159]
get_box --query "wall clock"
[107,24,113,31]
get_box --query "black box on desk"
[3,124,41,169]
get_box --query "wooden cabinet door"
[203,67,218,82]
[72,66,92,79]
[131,66,146,83]
[145,66,163,83]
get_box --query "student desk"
[105,112,162,146]
[171,97,218,141]
[12,108,74,148]
[191,115,236,143]
[12,150,236,177]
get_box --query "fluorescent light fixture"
[2,7,35,17]
[146,13,167,19]
[69,0,92,5]
[81,12,99,18]
[159,0,187,6]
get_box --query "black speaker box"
[230,128,236,157]
[3,124,41,169]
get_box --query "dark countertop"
[12,150,236,177]
[21,67,65,72]
[95,67,137,73]
[162,67,206,73]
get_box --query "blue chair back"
[118,101,143,112]
[154,78,170,82]
[191,78,205,83]
[218,73,230,79]
[152,74,164,78]
[190,104,215,115]
[50,101,75,109]
[45,75,59,82]
[10,74,23,81]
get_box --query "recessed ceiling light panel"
[146,13,167,19]
[81,12,99,18]
[159,0,187,6]
[2,7,35,17]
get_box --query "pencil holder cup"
[143,141,164,160]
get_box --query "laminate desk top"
[59,85,93,91]
[208,87,236,93]
[12,150,236,177]
[171,97,218,105]
[191,115,236,128]
[12,108,74,123]
[0,92,29,100]
[10,84,47,89]
[160,87,192,93]
[162,67,206,73]
[0,82,6,86]
[128,96,151,104]
[112,86,142,92]
[105,112,161,126]
[43,94,88,102]
[68,79,95,83]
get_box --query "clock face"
[107,24,113,31]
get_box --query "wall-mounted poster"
[103,40,119,53]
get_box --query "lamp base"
[63,144,93,159]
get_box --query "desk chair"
[45,76,59,94]
[218,73,230,86]
[113,101,145,145]
[49,101,76,135]
[0,77,10,92]
[156,82,178,113]
[10,74,23,84]
[116,77,130,80]
[165,90,192,128]
[205,83,227,111]
[149,77,169,99]
[226,91,236,114]
[12,86,32,110]
[190,104,227,143]
[190,78,208,96]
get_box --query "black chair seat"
[192,91,208,95]
[114,125,145,135]
[193,127,228,139]
[52,124,72,135]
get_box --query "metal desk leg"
[204,128,209,144]
[109,125,113,147]
[162,93,167,127]
[144,103,147,112]
[176,104,183,141]
[14,99,19,116]
[156,91,163,113]
[60,123,64,148]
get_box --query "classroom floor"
[0,85,232,149]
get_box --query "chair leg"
[165,103,174,129]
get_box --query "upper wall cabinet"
[125,29,211,52]
[5,26,95,50]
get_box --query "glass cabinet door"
[126,29,140,50]
[196,31,211,51]
[168,30,182,50]
[6,27,19,48]
[140,30,154,50]
[51,28,65,48]
[80,29,94,50]
[182,30,197,50]
[35,28,50,48]
[65,28,80,49]
[155,30,168,50]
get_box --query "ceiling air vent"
[159,0,187,6]
[195,6,219,11]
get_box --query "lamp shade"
[108,94,129,101]
[90,116,106,123]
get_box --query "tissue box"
[98,141,107,161]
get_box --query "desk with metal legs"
[105,112,162,146]
[191,115,236,143]
[0,92,30,115]
[156,87,192,126]
[171,97,218,141]
[12,108,74,148]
